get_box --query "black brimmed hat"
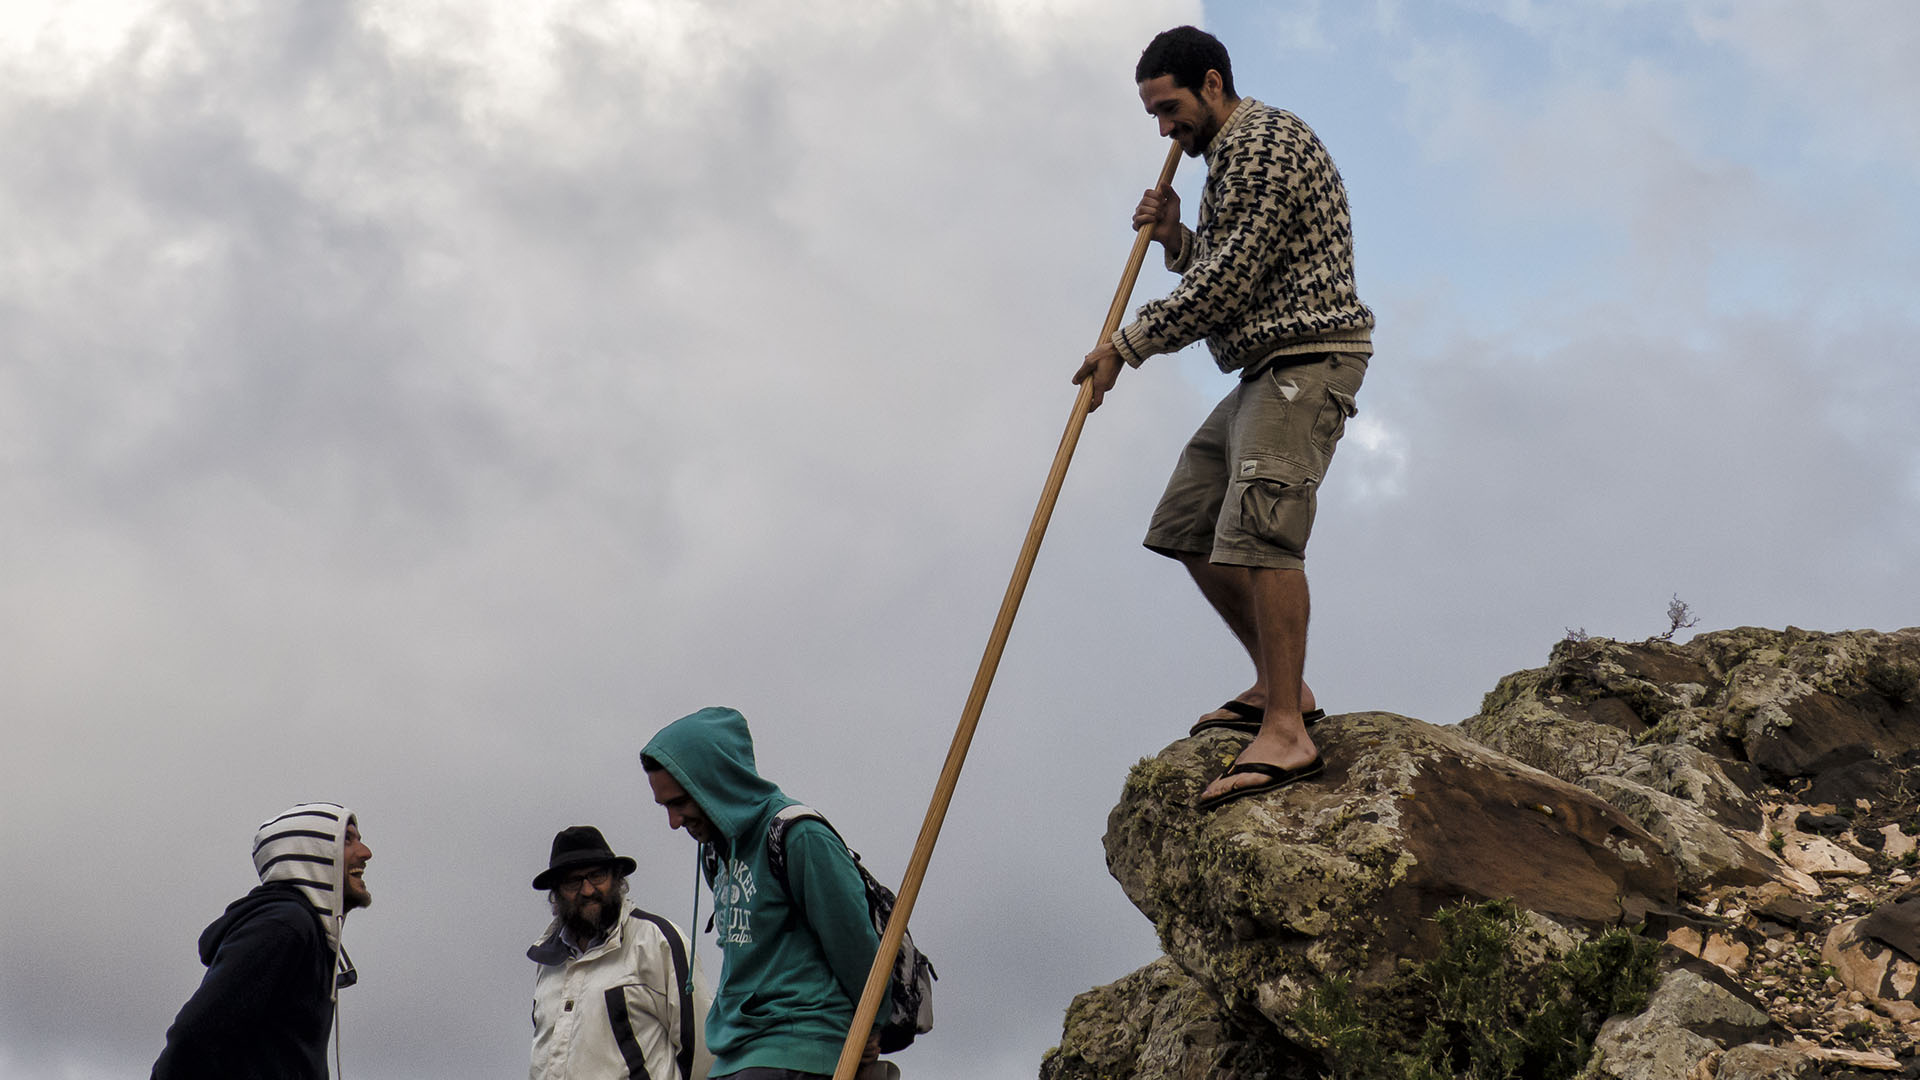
[532,825,637,890]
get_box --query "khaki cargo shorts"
[1143,352,1366,570]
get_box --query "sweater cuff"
[1113,325,1150,368]
[1165,227,1195,273]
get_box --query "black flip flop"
[1194,755,1325,811]
[1188,703,1327,736]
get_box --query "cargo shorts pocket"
[1310,386,1359,464]
[1230,457,1319,556]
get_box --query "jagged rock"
[1467,627,1920,798]
[1467,629,1920,921]
[1461,666,1640,781]
[1588,966,1775,1080]
[1104,712,1675,1036]
[1617,744,1764,832]
[1466,646,1762,841]
[1714,1042,1818,1080]
[1792,811,1851,836]
[1581,774,1782,892]
[1777,832,1871,878]
[1039,957,1304,1080]
[1881,825,1919,860]
[1859,883,1920,961]
[1822,918,1920,1001]
[1751,892,1821,930]
[1797,1042,1904,1070]
[1469,635,1731,757]
[1701,933,1750,973]
[1711,627,1920,781]
[1876,999,1920,1022]
[1668,925,1705,957]
[1803,759,1903,806]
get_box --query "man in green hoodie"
[641,706,884,1080]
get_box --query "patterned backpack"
[767,805,936,1053]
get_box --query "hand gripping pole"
[828,140,1185,1080]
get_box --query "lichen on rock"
[1046,625,1920,1079]
[1104,713,1675,1044]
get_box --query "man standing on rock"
[1074,25,1374,809]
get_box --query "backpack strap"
[768,804,850,895]
[768,803,868,925]
[627,907,696,1080]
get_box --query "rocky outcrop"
[1046,627,1920,1079]
[1038,957,1304,1080]
[1463,629,1920,903]
[1467,628,1920,836]
[1107,712,1673,1036]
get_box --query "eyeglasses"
[556,866,614,893]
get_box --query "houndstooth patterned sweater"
[1114,99,1374,373]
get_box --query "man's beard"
[556,881,626,942]
[1181,111,1222,157]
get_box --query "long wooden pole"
[829,140,1185,1080]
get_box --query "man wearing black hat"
[528,825,712,1080]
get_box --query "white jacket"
[529,905,712,1080]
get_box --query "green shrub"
[1840,1019,1878,1048]
[1294,899,1659,1080]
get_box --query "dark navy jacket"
[152,882,336,1080]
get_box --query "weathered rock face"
[1713,1042,1818,1080]
[1105,712,1676,1032]
[1588,965,1776,1080]
[1469,627,1920,790]
[1038,957,1309,1080]
[1466,627,1920,894]
[1579,774,1782,893]
[1047,626,1920,1079]
[1825,904,1920,1003]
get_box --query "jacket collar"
[527,911,627,966]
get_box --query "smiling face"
[342,820,372,910]
[646,768,716,845]
[1138,70,1231,157]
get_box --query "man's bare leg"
[1180,554,1317,722]
[1197,567,1318,802]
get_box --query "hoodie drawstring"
[686,843,707,999]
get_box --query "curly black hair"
[1135,25,1235,99]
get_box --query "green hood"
[642,706,792,845]
[642,705,881,1074]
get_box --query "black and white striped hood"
[252,801,358,991]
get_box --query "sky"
[2,1,1916,1077]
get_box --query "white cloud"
[4,3,1917,1078]
[1691,0,1920,173]
[0,0,174,94]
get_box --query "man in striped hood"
[152,802,373,1080]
